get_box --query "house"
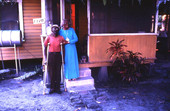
[1,0,168,70]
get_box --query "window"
[90,0,156,34]
[0,0,24,40]
[0,2,19,30]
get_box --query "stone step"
[65,76,95,92]
[79,68,91,77]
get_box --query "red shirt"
[44,35,65,52]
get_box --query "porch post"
[60,0,65,26]
[87,0,90,35]
[87,0,90,59]
[155,0,159,34]
[41,0,46,36]
[98,66,108,82]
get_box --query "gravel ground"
[0,53,170,111]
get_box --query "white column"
[60,0,65,26]
[87,0,90,35]
[87,0,90,58]
[41,0,46,36]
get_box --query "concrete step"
[65,76,95,92]
[66,76,94,87]
[67,85,95,92]
[79,68,91,77]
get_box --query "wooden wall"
[88,34,157,63]
[0,0,42,61]
[77,1,88,44]
[76,1,88,58]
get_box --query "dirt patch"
[0,55,170,111]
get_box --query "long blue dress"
[59,28,79,79]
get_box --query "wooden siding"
[0,0,42,61]
[88,35,157,63]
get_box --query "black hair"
[62,19,72,27]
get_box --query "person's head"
[51,24,60,36]
[62,19,71,30]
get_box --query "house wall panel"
[24,33,41,37]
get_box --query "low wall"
[88,34,157,63]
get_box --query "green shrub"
[107,39,149,83]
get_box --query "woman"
[44,24,67,94]
[59,19,79,81]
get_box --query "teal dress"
[59,28,79,79]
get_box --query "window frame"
[18,0,24,41]
[87,0,158,36]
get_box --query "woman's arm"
[69,28,78,44]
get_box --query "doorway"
[64,0,88,63]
